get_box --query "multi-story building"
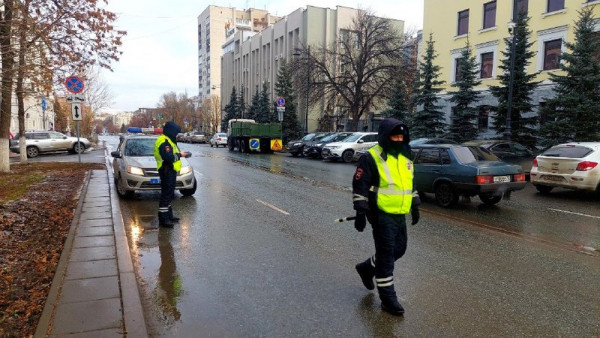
[9,94,54,135]
[197,6,280,105]
[423,0,600,138]
[220,5,404,133]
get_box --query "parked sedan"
[530,142,600,195]
[322,132,378,163]
[286,132,328,157]
[210,133,228,147]
[412,144,527,207]
[10,130,91,158]
[463,140,536,176]
[187,131,206,144]
[410,137,458,146]
[303,132,354,159]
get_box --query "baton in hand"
[334,216,356,223]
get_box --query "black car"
[303,132,353,159]
[462,140,536,176]
[286,132,328,157]
[410,137,458,146]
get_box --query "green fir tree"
[489,14,539,148]
[246,86,260,121]
[384,76,410,122]
[256,82,272,123]
[448,41,481,142]
[275,59,303,141]
[538,7,600,146]
[222,86,239,131]
[412,33,446,138]
[239,86,247,119]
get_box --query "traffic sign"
[250,138,260,151]
[277,106,285,122]
[271,139,282,151]
[66,94,85,103]
[276,97,285,107]
[41,97,47,111]
[71,103,83,121]
[65,76,84,94]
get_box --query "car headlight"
[327,145,340,149]
[294,142,301,146]
[179,165,193,175]
[316,143,323,147]
[127,166,144,176]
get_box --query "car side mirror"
[357,140,364,143]
[63,136,67,139]
[110,151,121,158]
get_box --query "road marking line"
[548,208,600,219]
[256,199,290,215]
[194,170,203,176]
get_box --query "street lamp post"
[505,20,517,140]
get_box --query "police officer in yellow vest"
[352,117,420,316]
[154,121,190,228]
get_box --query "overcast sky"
[98,0,424,113]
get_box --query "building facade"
[422,0,600,138]
[9,94,55,135]
[197,6,280,104]
[220,6,404,133]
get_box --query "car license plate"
[543,175,562,182]
[150,178,161,184]
[493,175,510,183]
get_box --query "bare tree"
[202,95,222,134]
[157,92,195,129]
[299,9,407,131]
[82,67,113,114]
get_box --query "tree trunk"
[0,0,16,172]
[17,20,27,163]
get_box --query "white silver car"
[9,130,91,158]
[210,132,228,147]
[321,132,378,163]
[110,134,196,198]
[530,142,600,194]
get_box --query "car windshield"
[217,133,226,137]
[302,133,317,141]
[453,146,499,163]
[542,145,592,158]
[343,134,363,142]
[321,133,344,142]
[125,138,156,156]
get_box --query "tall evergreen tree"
[221,86,239,131]
[275,59,303,141]
[489,14,539,148]
[384,76,410,122]
[257,82,272,123]
[448,41,481,142]
[412,34,446,138]
[538,7,600,146]
[239,86,247,119]
[246,86,260,121]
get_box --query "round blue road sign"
[65,76,84,94]
[276,97,285,107]
[250,139,260,150]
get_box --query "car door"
[33,132,51,151]
[358,134,378,151]
[489,142,514,163]
[413,148,442,192]
[49,131,70,150]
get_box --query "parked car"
[176,133,185,142]
[303,132,354,159]
[322,132,378,163]
[186,131,206,144]
[301,132,332,158]
[110,134,197,198]
[9,130,91,158]
[530,142,600,195]
[410,137,458,146]
[463,140,536,177]
[210,133,228,147]
[412,144,527,207]
[286,132,328,157]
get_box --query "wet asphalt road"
[100,136,599,337]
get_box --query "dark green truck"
[227,119,282,153]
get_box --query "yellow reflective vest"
[154,135,182,172]
[368,145,414,214]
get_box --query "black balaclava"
[377,118,411,159]
[163,121,181,144]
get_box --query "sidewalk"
[34,158,147,336]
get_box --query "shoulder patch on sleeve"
[165,145,171,153]
[354,168,364,181]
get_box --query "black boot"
[355,259,375,290]
[168,206,180,222]
[378,285,404,316]
[158,212,174,228]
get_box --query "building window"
[547,0,564,12]
[455,57,463,82]
[483,1,496,29]
[480,52,494,78]
[514,0,528,20]
[478,107,490,131]
[543,39,562,70]
[457,9,469,36]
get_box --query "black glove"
[354,212,367,232]
[411,206,420,225]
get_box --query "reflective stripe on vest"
[154,135,182,172]
[368,145,413,214]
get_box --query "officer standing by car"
[352,117,420,316]
[154,121,190,228]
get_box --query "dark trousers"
[158,166,177,219]
[371,212,407,297]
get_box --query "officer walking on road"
[352,117,420,316]
[154,121,190,228]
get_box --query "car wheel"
[240,140,246,153]
[210,143,214,148]
[434,182,458,208]
[26,146,39,158]
[180,177,197,197]
[116,175,134,198]
[535,185,553,194]
[228,141,234,151]
[342,149,354,163]
[479,193,502,205]
[72,142,85,154]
